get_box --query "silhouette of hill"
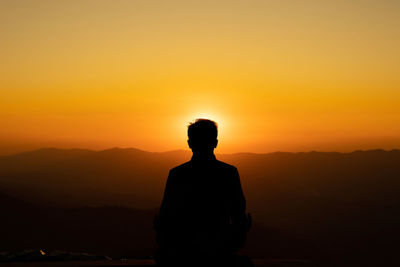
[2,148,399,209]
[0,148,190,208]
[0,191,307,262]
[1,148,400,265]
[0,191,156,259]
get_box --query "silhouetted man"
[154,119,252,267]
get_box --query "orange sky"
[1,0,399,155]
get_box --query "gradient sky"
[1,0,399,155]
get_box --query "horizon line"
[2,146,399,157]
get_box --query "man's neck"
[191,152,216,162]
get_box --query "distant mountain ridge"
[1,147,399,210]
[3,146,399,157]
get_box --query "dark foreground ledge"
[0,259,316,267]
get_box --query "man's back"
[155,155,248,265]
[159,155,245,235]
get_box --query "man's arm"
[230,167,250,250]
[159,169,176,218]
[155,169,177,248]
[231,167,246,224]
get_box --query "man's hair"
[188,119,218,141]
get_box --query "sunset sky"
[1,0,399,155]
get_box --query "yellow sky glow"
[0,0,399,155]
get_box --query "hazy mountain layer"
[1,148,399,265]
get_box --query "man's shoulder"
[169,159,238,172]
[169,161,192,173]
[215,159,238,173]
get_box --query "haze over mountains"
[1,148,400,265]
[1,148,399,211]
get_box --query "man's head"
[187,119,218,154]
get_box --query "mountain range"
[1,148,399,265]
